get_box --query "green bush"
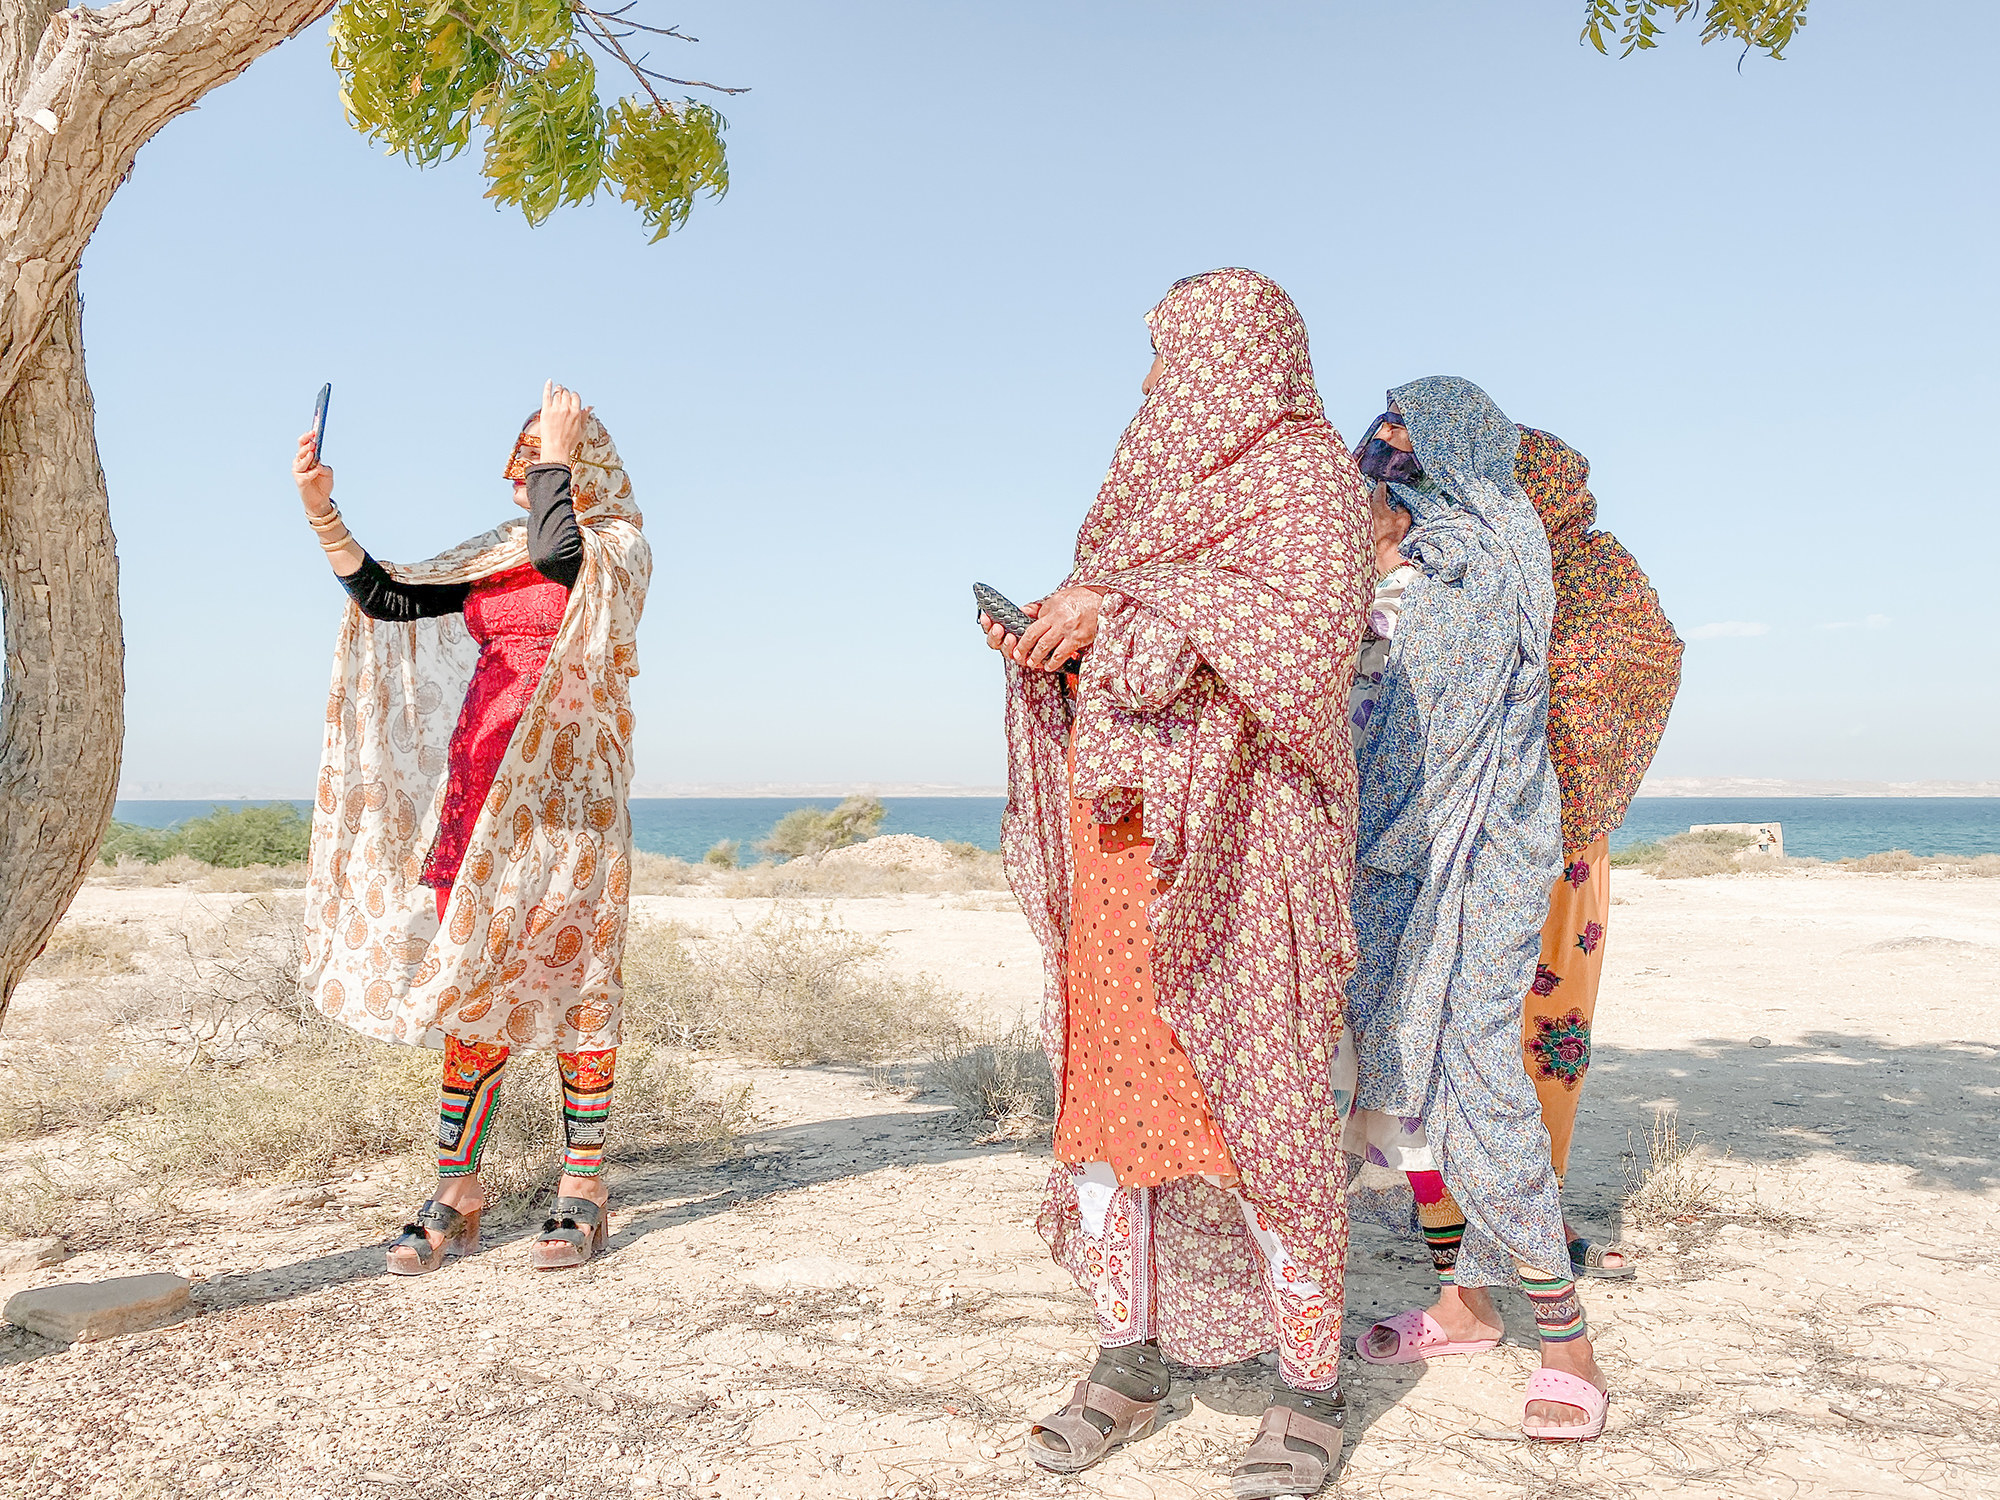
[97,804,311,869]
[759,795,887,859]
[703,838,742,869]
[98,821,184,864]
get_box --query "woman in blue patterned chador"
[1341,376,1608,1440]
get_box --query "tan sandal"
[385,1200,480,1276]
[1231,1390,1347,1497]
[1025,1379,1161,1474]
[529,1196,607,1270]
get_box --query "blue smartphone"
[310,383,331,463]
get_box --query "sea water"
[110,795,2000,862]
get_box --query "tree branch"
[0,0,336,408]
[570,3,747,94]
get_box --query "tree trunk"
[0,0,334,1026]
[0,281,119,1023]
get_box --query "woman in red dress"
[295,382,650,1274]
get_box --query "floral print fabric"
[302,414,650,1055]
[1515,428,1683,851]
[1054,776,1237,1186]
[1010,268,1371,1366]
[1525,835,1611,1177]
[1345,375,1568,1289]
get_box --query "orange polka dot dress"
[1054,777,1237,1189]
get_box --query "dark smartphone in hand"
[974,582,1078,672]
[310,383,331,464]
[973,582,1035,638]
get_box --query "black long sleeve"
[338,557,471,621]
[524,463,582,588]
[336,464,580,618]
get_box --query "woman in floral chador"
[1510,427,1682,1274]
[293,382,650,1275]
[1341,378,1609,1440]
[984,269,1370,1496]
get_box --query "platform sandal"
[1231,1388,1346,1497]
[1025,1378,1162,1474]
[529,1196,608,1270]
[385,1200,480,1276]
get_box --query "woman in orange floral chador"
[292,382,649,1275]
[983,270,1370,1496]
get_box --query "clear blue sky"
[84,0,1997,794]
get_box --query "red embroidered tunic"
[421,564,570,890]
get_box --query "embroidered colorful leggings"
[436,1037,618,1178]
[1070,1164,1341,1391]
[1402,1169,1587,1343]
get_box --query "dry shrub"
[1656,841,1739,879]
[719,847,1007,900]
[28,922,141,978]
[926,1019,1055,1140]
[1845,849,1924,873]
[0,896,744,1239]
[1972,855,2000,877]
[630,849,707,894]
[1624,1109,1721,1228]
[621,904,963,1063]
[1736,851,1821,872]
[89,855,306,891]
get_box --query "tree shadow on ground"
[1563,1031,1998,1223]
[185,1096,1014,1323]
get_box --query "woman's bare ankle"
[433,1175,485,1214]
[556,1173,608,1205]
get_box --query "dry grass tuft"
[1624,1108,1722,1228]
[28,922,142,978]
[925,1019,1056,1140]
[622,904,965,1064]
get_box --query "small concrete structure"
[3,1272,189,1343]
[1692,821,1783,856]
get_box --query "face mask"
[1356,412,1424,485]
[504,428,542,482]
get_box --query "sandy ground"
[2,867,1997,1500]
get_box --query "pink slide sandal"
[1355,1308,1503,1366]
[1521,1369,1609,1440]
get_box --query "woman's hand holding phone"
[293,431,334,513]
[979,599,1036,657]
[979,586,1103,672]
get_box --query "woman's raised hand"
[539,380,589,466]
[293,431,334,513]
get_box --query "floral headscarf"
[1515,427,1682,850]
[302,412,651,1054]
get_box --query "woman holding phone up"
[292,382,650,1275]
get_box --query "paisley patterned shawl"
[301,414,651,1055]
[1515,427,1683,851]
[1005,269,1371,1360]
[1347,376,1562,1120]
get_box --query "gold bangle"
[318,531,355,553]
[306,506,344,530]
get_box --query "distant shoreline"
[114,782,1997,801]
[1635,779,2000,798]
